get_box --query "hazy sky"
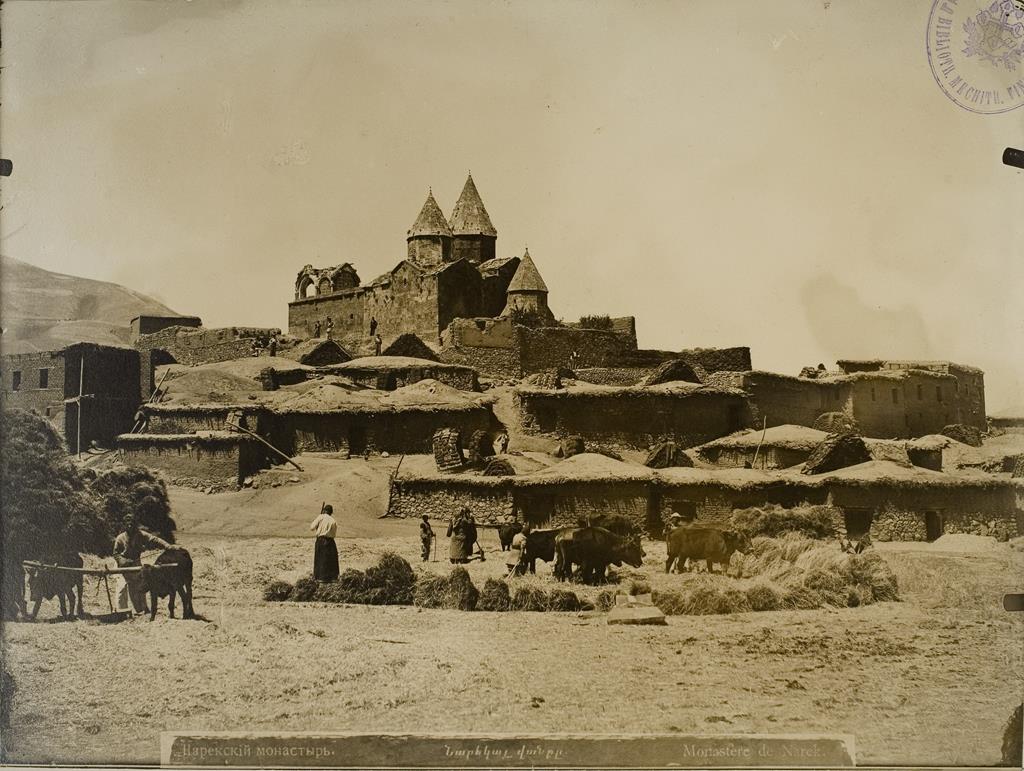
[1,0,1021,410]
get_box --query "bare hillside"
[0,256,185,352]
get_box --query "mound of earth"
[930,534,1003,553]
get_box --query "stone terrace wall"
[135,326,281,367]
[118,436,267,490]
[326,364,478,392]
[519,326,636,374]
[573,367,652,386]
[516,389,749,450]
[388,480,514,524]
[514,483,650,530]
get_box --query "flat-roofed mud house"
[515,382,749,451]
[388,454,1023,541]
[1,343,141,452]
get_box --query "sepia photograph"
[0,1,1022,768]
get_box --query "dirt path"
[3,533,1021,766]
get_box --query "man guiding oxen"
[113,516,172,614]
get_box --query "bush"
[478,578,512,611]
[546,589,581,612]
[511,586,548,612]
[263,580,293,601]
[730,504,836,540]
[291,576,318,601]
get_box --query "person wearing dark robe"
[447,507,473,564]
[369,316,378,337]
[419,515,434,562]
[268,334,278,357]
[309,505,340,581]
[313,320,322,338]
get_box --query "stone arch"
[296,272,318,299]
[317,277,333,296]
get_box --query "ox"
[24,553,84,621]
[554,526,644,585]
[140,547,195,620]
[497,522,523,551]
[664,526,750,575]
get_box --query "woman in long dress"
[310,504,340,581]
[447,507,474,564]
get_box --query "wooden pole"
[77,355,84,459]
[226,419,303,472]
[22,561,178,575]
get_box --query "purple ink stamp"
[927,0,1024,113]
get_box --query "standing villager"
[310,504,340,582]
[447,507,474,564]
[113,517,172,614]
[369,316,378,337]
[507,524,529,576]
[495,432,509,454]
[419,515,434,562]
[250,338,262,357]
[325,317,334,340]
[313,319,322,338]
[374,333,383,356]
[133,406,149,433]
[268,334,278,357]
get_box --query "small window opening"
[39,368,49,389]
[12,371,21,391]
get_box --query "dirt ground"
[3,514,1022,767]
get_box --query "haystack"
[413,567,479,610]
[559,435,585,459]
[432,428,465,472]
[812,411,860,434]
[481,457,515,476]
[478,578,512,611]
[382,333,440,362]
[1013,455,1024,479]
[523,371,562,390]
[941,423,983,448]
[465,429,495,465]
[802,433,871,475]
[644,440,693,469]
[641,358,705,386]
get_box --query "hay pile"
[262,553,416,605]
[511,586,548,612]
[812,412,860,434]
[481,457,515,476]
[646,534,899,616]
[478,578,512,611]
[941,424,983,448]
[640,358,705,386]
[729,504,836,539]
[414,567,479,610]
[558,435,586,458]
[381,333,440,362]
[803,433,872,474]
[644,441,693,469]
[523,371,562,390]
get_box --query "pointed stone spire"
[506,248,548,293]
[408,190,452,238]
[449,174,497,237]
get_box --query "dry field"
[3,522,1022,767]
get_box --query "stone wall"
[135,326,281,367]
[514,483,650,530]
[871,506,929,541]
[130,315,202,342]
[0,350,67,430]
[277,408,492,456]
[118,435,266,490]
[515,389,749,450]
[387,481,514,524]
[325,363,478,392]
[573,367,652,386]
[519,326,636,374]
